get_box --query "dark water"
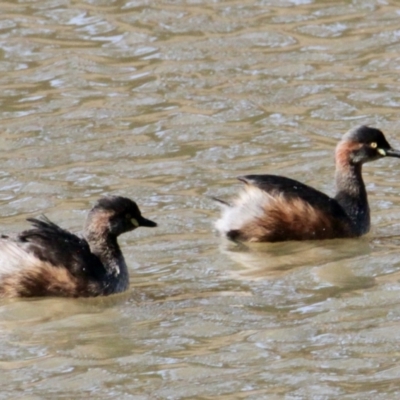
[1,1,400,398]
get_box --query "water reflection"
[220,238,374,284]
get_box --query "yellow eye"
[370,142,377,148]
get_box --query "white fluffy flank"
[0,239,41,277]
[215,185,271,235]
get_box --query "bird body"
[215,126,400,242]
[215,175,354,242]
[0,196,156,298]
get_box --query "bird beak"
[138,216,157,228]
[381,148,400,158]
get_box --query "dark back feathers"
[19,216,107,281]
[238,174,352,224]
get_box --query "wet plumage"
[0,196,157,298]
[215,126,400,242]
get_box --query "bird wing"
[237,174,350,220]
[17,216,106,279]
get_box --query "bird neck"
[85,232,129,294]
[334,163,370,235]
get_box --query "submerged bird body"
[215,126,400,242]
[0,196,156,298]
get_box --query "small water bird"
[214,125,400,242]
[0,196,157,297]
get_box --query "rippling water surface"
[1,1,400,398]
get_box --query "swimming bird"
[0,196,157,297]
[214,125,400,242]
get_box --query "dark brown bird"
[214,126,400,242]
[0,196,157,298]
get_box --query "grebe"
[0,196,157,297]
[214,126,400,242]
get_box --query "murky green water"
[1,0,400,398]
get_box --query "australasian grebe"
[214,125,400,242]
[0,196,157,297]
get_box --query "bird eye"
[370,142,377,148]
[125,213,131,219]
